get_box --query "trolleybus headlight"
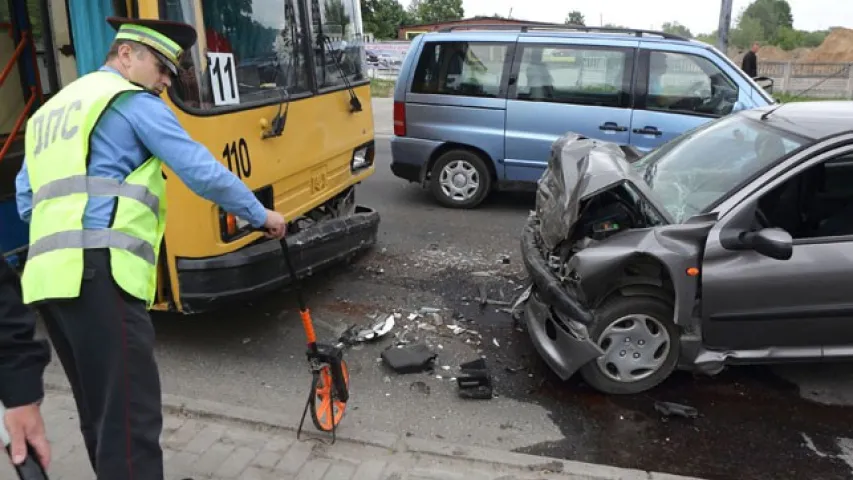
[351,141,375,172]
[219,186,275,242]
[220,212,252,242]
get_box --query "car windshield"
[632,114,808,223]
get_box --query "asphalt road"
[41,109,853,480]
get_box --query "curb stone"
[42,373,705,480]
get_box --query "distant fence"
[758,61,853,99]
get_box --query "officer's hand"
[4,403,50,470]
[263,209,287,239]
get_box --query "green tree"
[802,30,829,47]
[730,13,765,49]
[695,31,717,45]
[661,21,692,38]
[741,0,793,43]
[415,0,464,24]
[362,0,414,39]
[565,10,585,26]
[324,0,350,36]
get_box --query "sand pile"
[804,27,853,62]
[757,44,795,60]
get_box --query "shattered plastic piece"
[486,299,512,307]
[492,338,500,348]
[377,315,396,335]
[408,313,419,321]
[381,343,437,374]
[511,284,532,311]
[341,314,396,345]
[419,307,441,314]
[456,358,493,400]
[447,325,466,335]
[654,401,698,419]
[410,381,431,395]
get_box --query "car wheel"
[579,294,679,395]
[429,150,491,209]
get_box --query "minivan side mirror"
[740,228,793,260]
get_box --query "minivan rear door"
[503,36,638,184]
[403,34,517,173]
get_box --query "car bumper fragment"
[520,216,593,325]
[524,289,604,380]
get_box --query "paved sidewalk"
[372,98,393,136]
[2,386,701,480]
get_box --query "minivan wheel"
[579,295,679,395]
[429,150,491,209]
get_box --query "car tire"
[429,150,491,209]
[579,294,679,395]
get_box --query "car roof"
[419,26,703,47]
[742,101,853,140]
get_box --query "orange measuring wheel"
[310,360,350,432]
[255,225,353,443]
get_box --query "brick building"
[397,16,557,40]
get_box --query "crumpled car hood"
[534,133,662,251]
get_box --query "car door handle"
[633,126,663,137]
[599,122,627,132]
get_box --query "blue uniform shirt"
[15,66,267,229]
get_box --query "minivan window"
[646,50,739,117]
[411,42,508,98]
[512,45,631,108]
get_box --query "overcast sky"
[456,0,851,34]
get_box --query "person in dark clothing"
[741,41,759,78]
[0,257,51,470]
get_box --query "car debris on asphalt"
[456,358,494,400]
[381,343,438,373]
[654,401,699,419]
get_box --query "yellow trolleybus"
[0,0,379,313]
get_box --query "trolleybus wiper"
[318,34,362,113]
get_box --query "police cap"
[107,16,197,76]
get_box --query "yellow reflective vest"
[21,70,167,307]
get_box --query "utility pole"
[717,0,734,52]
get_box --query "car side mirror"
[740,228,792,260]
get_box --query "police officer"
[10,16,286,479]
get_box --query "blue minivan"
[389,25,776,208]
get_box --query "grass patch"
[370,79,395,98]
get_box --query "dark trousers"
[40,249,163,479]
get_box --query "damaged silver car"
[520,101,853,394]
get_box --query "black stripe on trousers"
[40,248,163,480]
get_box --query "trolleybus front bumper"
[174,205,380,313]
